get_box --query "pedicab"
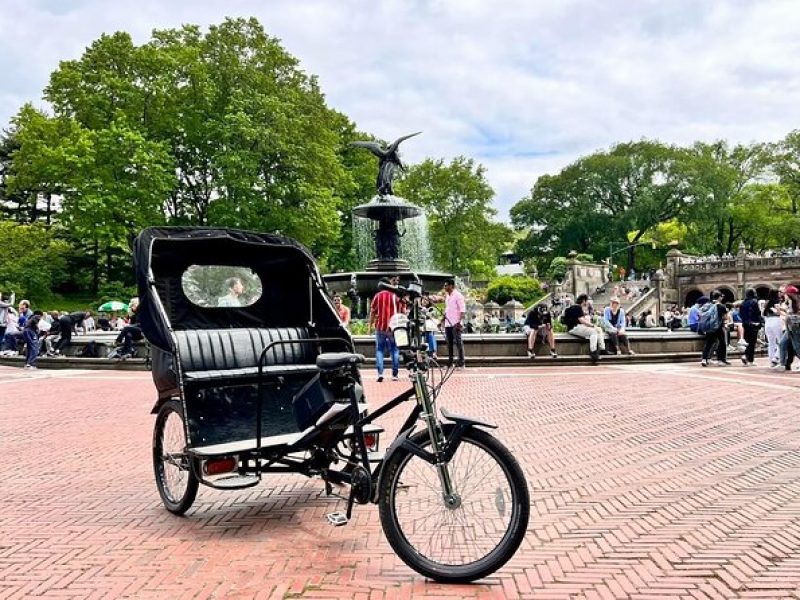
[133,226,529,582]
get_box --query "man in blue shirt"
[687,296,709,333]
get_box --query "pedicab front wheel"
[378,426,529,583]
[153,399,199,515]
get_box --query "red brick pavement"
[1,364,800,599]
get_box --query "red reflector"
[204,456,237,475]
[364,433,378,449]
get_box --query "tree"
[42,18,354,260]
[486,276,542,305]
[0,221,70,300]
[681,141,770,255]
[395,157,512,274]
[512,140,695,270]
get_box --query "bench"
[170,327,355,448]
[173,327,321,382]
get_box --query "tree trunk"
[106,245,113,282]
[92,238,99,295]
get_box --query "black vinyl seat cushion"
[174,327,317,382]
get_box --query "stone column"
[651,270,665,318]
[736,241,747,298]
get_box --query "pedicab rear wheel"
[153,399,199,515]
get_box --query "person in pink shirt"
[441,278,466,368]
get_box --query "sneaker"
[550,350,558,358]
[24,364,36,370]
[376,376,384,383]
[719,360,732,366]
[770,362,782,370]
[628,350,636,356]
[391,375,400,381]
[737,339,748,348]
[741,355,748,366]
[701,359,708,367]
[527,350,535,359]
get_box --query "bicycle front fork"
[412,372,460,508]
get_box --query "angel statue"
[351,132,421,196]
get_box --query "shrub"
[486,276,542,305]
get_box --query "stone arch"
[752,284,774,300]
[715,286,736,304]
[684,288,704,307]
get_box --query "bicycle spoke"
[390,437,515,566]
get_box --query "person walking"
[564,294,606,364]
[763,289,783,368]
[700,290,730,367]
[441,279,466,368]
[603,297,634,355]
[369,276,403,382]
[22,311,42,369]
[738,288,762,366]
[781,285,800,371]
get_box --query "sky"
[1,0,800,220]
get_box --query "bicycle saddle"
[316,352,365,371]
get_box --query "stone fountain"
[323,133,450,317]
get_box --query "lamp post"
[608,241,656,280]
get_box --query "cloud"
[2,0,800,219]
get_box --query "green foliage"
[8,18,371,283]
[547,257,568,282]
[96,281,138,305]
[395,157,513,274]
[0,221,71,300]
[512,140,695,270]
[575,253,594,263]
[486,276,541,305]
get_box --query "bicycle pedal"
[326,511,348,526]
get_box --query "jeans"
[23,329,39,367]
[375,330,399,377]
[780,329,800,367]
[569,324,606,352]
[445,326,465,366]
[425,331,437,355]
[1,332,23,352]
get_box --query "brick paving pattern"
[1,363,800,599]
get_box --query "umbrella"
[98,300,128,312]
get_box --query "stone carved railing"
[678,255,800,275]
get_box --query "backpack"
[697,303,720,335]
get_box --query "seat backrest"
[173,327,314,373]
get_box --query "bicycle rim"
[387,433,522,571]
[158,409,191,502]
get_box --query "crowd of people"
[681,248,800,264]
[0,293,142,369]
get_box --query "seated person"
[564,294,606,364]
[602,297,634,355]
[523,305,557,359]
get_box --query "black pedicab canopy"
[133,227,343,352]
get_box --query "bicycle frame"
[322,283,496,517]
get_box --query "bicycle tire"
[153,399,199,515]
[378,426,529,582]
